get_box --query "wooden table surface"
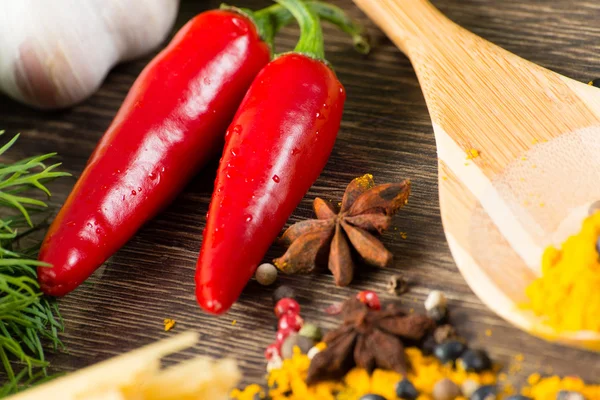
[1,0,599,389]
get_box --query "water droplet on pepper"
[231,17,249,33]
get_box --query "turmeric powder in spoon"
[526,211,600,332]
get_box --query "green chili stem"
[250,8,277,50]
[273,0,325,60]
[257,1,370,55]
[221,2,370,56]
[308,2,370,54]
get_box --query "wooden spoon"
[353,0,600,350]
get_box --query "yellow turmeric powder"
[525,211,600,332]
[521,375,600,400]
[231,347,599,400]
[231,347,496,400]
[466,148,480,160]
[163,318,176,332]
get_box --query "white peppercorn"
[425,290,448,321]
[432,378,461,400]
[255,263,278,285]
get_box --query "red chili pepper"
[37,2,366,296]
[37,9,273,296]
[196,0,346,314]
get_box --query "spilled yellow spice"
[405,348,497,398]
[163,318,175,332]
[514,354,524,363]
[466,149,480,160]
[230,384,265,400]
[525,211,600,332]
[354,173,375,190]
[528,373,541,386]
[521,375,600,400]
[231,347,496,400]
[508,353,524,375]
[314,342,327,352]
[231,346,600,400]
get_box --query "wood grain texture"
[1,0,599,388]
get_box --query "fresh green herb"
[0,130,69,394]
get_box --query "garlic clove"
[0,0,179,109]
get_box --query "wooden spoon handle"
[352,0,460,56]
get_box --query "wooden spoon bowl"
[353,0,600,350]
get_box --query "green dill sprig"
[0,131,69,394]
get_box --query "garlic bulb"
[0,0,179,109]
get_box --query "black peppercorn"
[458,349,493,372]
[471,385,497,400]
[272,285,297,304]
[433,340,467,364]
[395,378,419,400]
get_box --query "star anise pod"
[274,174,411,286]
[306,298,434,384]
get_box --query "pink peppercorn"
[278,313,304,332]
[274,298,300,318]
[357,290,381,310]
[276,328,293,345]
[265,343,280,360]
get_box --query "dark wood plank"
[1,0,599,389]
